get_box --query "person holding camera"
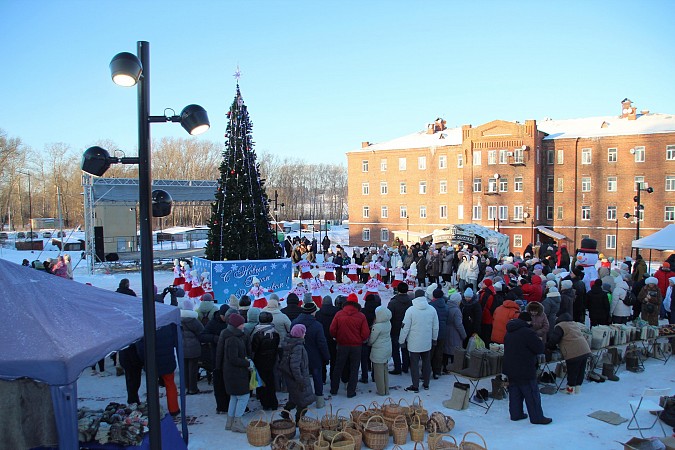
[639,276,663,326]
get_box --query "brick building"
[346,101,675,261]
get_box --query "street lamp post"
[17,170,33,248]
[626,182,654,258]
[615,219,619,263]
[406,215,410,244]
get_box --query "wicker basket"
[367,401,382,416]
[433,435,459,450]
[287,440,306,450]
[391,415,408,445]
[247,410,272,447]
[313,433,330,450]
[299,408,321,442]
[413,442,427,450]
[329,431,355,450]
[382,397,404,419]
[411,396,428,424]
[362,415,389,450]
[427,421,441,450]
[342,422,363,450]
[459,431,488,450]
[350,404,368,424]
[271,410,297,440]
[272,434,289,450]
[409,413,425,443]
[321,405,341,431]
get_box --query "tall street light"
[17,170,33,248]
[81,41,209,450]
[628,182,654,258]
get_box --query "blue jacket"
[292,313,330,370]
[503,319,544,383]
[138,324,177,376]
[429,297,449,340]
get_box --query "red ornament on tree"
[230,170,235,175]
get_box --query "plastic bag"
[466,334,486,353]
[249,368,259,390]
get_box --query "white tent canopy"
[536,225,567,241]
[631,224,675,251]
[432,224,510,258]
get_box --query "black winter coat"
[282,298,304,322]
[216,325,250,396]
[430,298,449,340]
[250,324,280,371]
[460,296,482,337]
[503,319,544,383]
[316,301,340,343]
[292,313,330,370]
[387,293,412,336]
[200,314,228,366]
[362,295,381,328]
[572,278,587,323]
[138,324,176,376]
[280,336,315,408]
[586,283,610,326]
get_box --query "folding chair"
[627,387,671,437]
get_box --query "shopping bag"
[250,368,259,390]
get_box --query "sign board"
[452,226,477,245]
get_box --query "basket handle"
[412,414,421,427]
[368,400,381,410]
[330,431,355,446]
[352,404,367,413]
[439,434,458,446]
[397,397,410,408]
[365,414,385,427]
[251,409,267,425]
[300,407,317,421]
[323,403,334,418]
[462,431,488,449]
[382,396,396,406]
[393,415,407,426]
[272,434,288,445]
[413,441,427,450]
[412,394,424,407]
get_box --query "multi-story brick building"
[346,100,675,261]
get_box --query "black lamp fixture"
[81,41,209,450]
[626,182,655,258]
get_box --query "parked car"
[42,231,52,239]
[17,232,26,239]
[56,231,66,238]
[0,232,8,242]
[26,231,39,239]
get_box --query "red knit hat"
[347,293,359,303]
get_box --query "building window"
[457,205,464,219]
[440,205,448,219]
[439,180,447,194]
[514,177,523,192]
[419,181,427,194]
[380,159,387,171]
[399,157,407,171]
[665,175,675,191]
[473,151,482,166]
[546,177,554,193]
[499,150,508,164]
[546,150,554,165]
[581,177,591,192]
[581,206,591,220]
[557,149,564,164]
[362,228,370,241]
[557,206,563,220]
[400,206,407,218]
[514,148,525,164]
[472,205,482,220]
[487,178,498,193]
[362,160,369,172]
[499,205,508,220]
[499,178,508,192]
[381,206,388,218]
[665,206,675,222]
[557,177,564,192]
[362,206,369,218]
[488,150,497,165]
[380,228,389,242]
[607,176,617,192]
[473,177,482,192]
[546,205,554,220]
[420,206,427,219]
[418,156,426,170]
[607,206,617,220]
[634,146,645,163]
[514,234,523,248]
[457,179,464,193]
[581,148,592,164]
[439,155,447,169]
[667,145,675,161]
[362,182,369,195]
[606,234,616,250]
[488,205,497,220]
[457,154,463,168]
[634,176,645,191]
[513,205,524,221]
[400,182,407,194]
[608,148,617,163]
[380,182,388,195]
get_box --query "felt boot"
[602,363,619,381]
[491,376,506,400]
[574,385,581,394]
[231,417,246,433]
[225,415,234,430]
[460,354,484,378]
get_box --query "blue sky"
[1,0,674,165]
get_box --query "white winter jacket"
[610,277,632,318]
[399,297,439,353]
[457,258,469,281]
[466,256,480,282]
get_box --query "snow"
[539,113,675,140]
[348,127,463,153]
[2,228,673,449]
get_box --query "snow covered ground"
[1,228,674,449]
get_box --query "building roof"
[348,126,463,153]
[538,113,675,140]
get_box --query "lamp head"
[152,189,173,217]
[646,187,654,194]
[81,146,113,176]
[623,212,632,219]
[180,104,210,135]
[110,52,142,87]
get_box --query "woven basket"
[413,442,427,450]
[427,421,441,450]
[299,409,321,442]
[409,413,425,443]
[342,422,363,450]
[433,435,459,450]
[321,405,341,431]
[362,415,389,450]
[392,415,408,445]
[287,440,306,450]
[397,398,411,423]
[350,404,368,424]
[382,397,404,419]
[459,431,488,450]
[330,431,355,450]
[272,434,289,450]
[367,401,382,416]
[313,433,330,450]
[247,410,271,447]
[271,410,297,440]
[411,396,428,424]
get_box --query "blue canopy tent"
[0,259,187,449]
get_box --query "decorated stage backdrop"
[193,257,293,301]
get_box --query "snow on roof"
[538,113,675,140]
[348,126,463,153]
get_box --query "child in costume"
[248,276,274,308]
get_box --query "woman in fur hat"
[639,276,663,325]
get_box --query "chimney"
[361,141,370,148]
[621,98,637,120]
[426,123,435,134]
[434,118,446,132]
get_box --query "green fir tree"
[205,85,279,261]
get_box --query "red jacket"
[522,276,543,303]
[654,267,675,297]
[491,300,521,344]
[330,302,370,346]
[479,279,497,325]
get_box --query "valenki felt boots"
[460,354,484,378]
[491,375,506,400]
[602,363,620,381]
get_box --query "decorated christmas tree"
[205,84,279,261]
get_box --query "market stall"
[433,224,510,259]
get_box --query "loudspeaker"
[94,226,105,262]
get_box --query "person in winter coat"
[250,311,280,410]
[329,294,370,397]
[243,307,261,339]
[138,322,179,417]
[119,342,144,405]
[631,254,648,282]
[116,278,137,297]
[547,313,591,394]
[368,306,392,396]
[503,312,552,424]
[460,287,482,347]
[466,254,480,292]
[429,288,449,378]
[416,251,428,287]
[654,262,675,297]
[426,250,442,286]
[360,293,381,383]
[586,279,611,327]
[556,245,571,271]
[292,301,330,408]
[639,277,663,326]
[282,293,304,322]
[180,299,205,394]
[441,249,454,284]
[216,313,251,432]
[610,276,633,324]
[264,295,292,344]
[200,305,231,414]
[570,268,587,323]
[387,283,413,374]
[478,279,496,344]
[664,278,674,323]
[317,295,340,383]
[491,299,521,344]
[279,324,316,422]
[456,254,470,293]
[525,301,549,342]
[399,293,439,393]
[196,293,220,323]
[522,276,543,303]
[444,292,467,369]
[51,255,69,279]
[541,288,561,337]
[558,280,575,318]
